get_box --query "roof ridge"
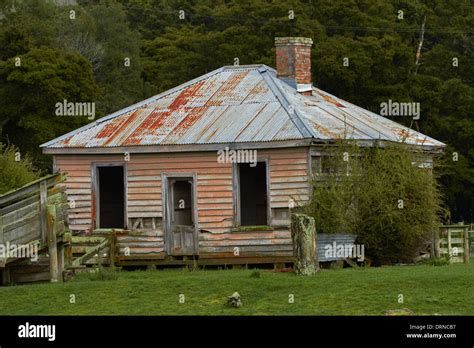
[258,67,315,139]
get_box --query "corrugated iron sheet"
[42,65,445,149]
[280,81,444,147]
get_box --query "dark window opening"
[239,163,267,226]
[98,166,124,228]
[172,180,193,226]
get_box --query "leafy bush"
[302,141,443,264]
[0,143,40,194]
[419,256,451,266]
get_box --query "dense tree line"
[0,0,472,221]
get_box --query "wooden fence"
[433,224,470,263]
[0,173,69,284]
[469,223,474,256]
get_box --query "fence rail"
[433,224,470,263]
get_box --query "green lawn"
[1,262,473,315]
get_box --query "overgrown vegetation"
[302,141,443,264]
[0,143,40,194]
[419,255,451,266]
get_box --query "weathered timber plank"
[3,205,40,233]
[199,231,290,241]
[2,201,39,226]
[69,212,91,219]
[198,190,233,199]
[116,242,164,248]
[71,236,106,244]
[47,204,59,282]
[197,180,233,186]
[198,221,234,229]
[128,181,161,188]
[271,164,308,171]
[128,176,161,182]
[127,200,162,206]
[197,198,233,204]
[116,236,164,243]
[200,245,293,253]
[72,238,109,266]
[0,174,60,206]
[127,194,160,200]
[198,251,293,259]
[270,189,309,196]
[271,176,308,183]
[194,203,233,210]
[197,256,294,264]
[128,212,162,218]
[270,170,308,177]
[198,210,233,217]
[127,206,161,212]
[128,162,230,170]
[58,170,90,177]
[67,195,92,202]
[2,213,40,240]
[10,271,51,283]
[69,225,91,231]
[199,239,292,247]
[198,216,233,223]
[196,186,232,192]
[0,195,38,215]
[117,247,164,254]
[115,253,166,261]
[271,158,307,165]
[125,230,163,237]
[128,187,161,194]
[5,223,41,245]
[270,182,310,190]
[197,174,232,180]
[69,218,92,225]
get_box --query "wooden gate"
[433,224,470,263]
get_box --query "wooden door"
[165,177,197,256]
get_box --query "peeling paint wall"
[54,146,310,234]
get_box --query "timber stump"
[291,213,319,275]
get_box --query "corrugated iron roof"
[41,65,445,150]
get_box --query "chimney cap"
[275,37,313,46]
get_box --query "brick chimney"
[275,37,313,96]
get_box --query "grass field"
[0,261,473,315]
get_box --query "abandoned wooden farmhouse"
[40,37,445,266]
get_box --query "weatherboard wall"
[53,147,309,259]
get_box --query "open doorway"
[97,165,125,228]
[239,162,268,226]
[172,180,193,226]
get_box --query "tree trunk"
[291,213,319,275]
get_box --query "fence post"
[463,225,470,264]
[447,229,452,261]
[40,181,48,245]
[0,214,4,267]
[434,228,440,258]
[47,204,59,282]
[109,232,115,267]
